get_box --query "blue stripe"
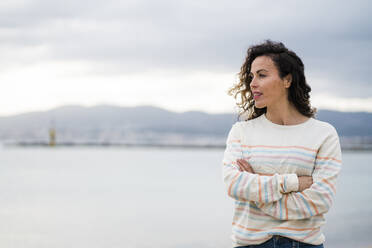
[243,149,316,158]
[297,193,314,216]
[249,202,261,210]
[307,231,322,243]
[283,176,287,192]
[315,160,341,167]
[313,171,335,177]
[233,174,243,199]
[233,202,325,223]
[233,228,310,237]
[264,177,268,203]
[234,201,260,209]
[315,181,334,196]
[247,160,313,171]
[279,198,283,219]
[233,210,283,223]
[224,164,235,168]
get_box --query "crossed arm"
[222,123,342,220]
[236,159,313,192]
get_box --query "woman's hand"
[298,176,313,191]
[236,159,272,176]
[236,159,255,173]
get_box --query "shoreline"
[3,142,372,151]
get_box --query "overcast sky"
[1,0,371,116]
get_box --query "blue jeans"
[236,235,324,248]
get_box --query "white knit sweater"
[222,113,342,247]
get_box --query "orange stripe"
[322,178,336,192]
[232,222,316,232]
[313,184,332,204]
[258,176,262,202]
[241,144,318,153]
[269,178,274,202]
[244,154,314,164]
[228,173,241,197]
[235,235,271,243]
[235,207,246,211]
[299,228,320,242]
[224,161,238,165]
[280,182,284,192]
[258,173,274,176]
[228,139,241,143]
[284,194,289,220]
[301,192,319,215]
[232,222,263,231]
[299,228,319,241]
[275,226,316,231]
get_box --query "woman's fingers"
[236,160,273,176]
[237,159,254,173]
[236,160,245,171]
[237,159,249,171]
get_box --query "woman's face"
[249,55,290,109]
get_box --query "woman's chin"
[254,102,266,109]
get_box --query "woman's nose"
[250,77,258,89]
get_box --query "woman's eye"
[259,74,266,77]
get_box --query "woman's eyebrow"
[249,69,268,75]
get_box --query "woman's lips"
[254,94,262,100]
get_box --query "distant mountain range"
[0,105,371,149]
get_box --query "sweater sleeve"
[222,122,299,203]
[255,127,342,220]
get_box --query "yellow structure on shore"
[49,119,56,146]
[49,127,56,146]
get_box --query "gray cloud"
[0,0,371,97]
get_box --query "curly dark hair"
[228,39,317,121]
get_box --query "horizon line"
[0,103,371,118]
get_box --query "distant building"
[49,119,56,146]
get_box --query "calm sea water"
[0,147,371,248]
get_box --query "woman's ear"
[284,74,292,88]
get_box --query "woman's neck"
[265,104,309,126]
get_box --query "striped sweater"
[222,113,342,247]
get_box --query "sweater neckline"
[261,113,314,129]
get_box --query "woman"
[222,40,342,248]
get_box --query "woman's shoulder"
[232,117,260,129]
[311,118,339,136]
[235,115,264,128]
[233,116,339,139]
